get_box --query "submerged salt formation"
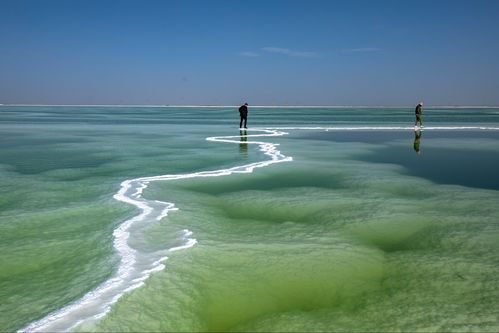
[2,106,499,332]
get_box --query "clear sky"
[1,0,499,106]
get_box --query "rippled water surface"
[1,106,499,332]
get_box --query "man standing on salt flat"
[239,102,248,129]
[415,102,423,128]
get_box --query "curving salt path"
[19,126,499,332]
[19,129,291,332]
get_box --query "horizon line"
[1,104,499,108]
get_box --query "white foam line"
[20,128,291,333]
[266,126,499,131]
[155,200,178,221]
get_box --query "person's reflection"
[413,129,422,154]
[239,129,248,155]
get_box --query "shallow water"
[301,130,499,191]
[1,106,499,332]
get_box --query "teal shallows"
[91,136,499,332]
[0,107,257,331]
[1,106,499,331]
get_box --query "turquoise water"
[1,106,499,332]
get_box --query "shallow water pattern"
[1,106,499,332]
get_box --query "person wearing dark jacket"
[415,102,423,127]
[239,103,248,128]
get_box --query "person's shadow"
[239,130,248,156]
[413,129,422,154]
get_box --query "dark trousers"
[415,114,422,126]
[239,116,247,128]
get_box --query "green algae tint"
[1,106,499,332]
[90,134,499,332]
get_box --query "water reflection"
[239,130,248,155]
[413,129,422,154]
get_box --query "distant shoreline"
[1,104,499,109]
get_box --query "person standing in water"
[415,102,423,128]
[239,103,248,129]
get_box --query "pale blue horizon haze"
[1,0,499,106]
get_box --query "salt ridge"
[19,128,291,332]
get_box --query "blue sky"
[1,0,499,106]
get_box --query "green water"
[1,106,499,331]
